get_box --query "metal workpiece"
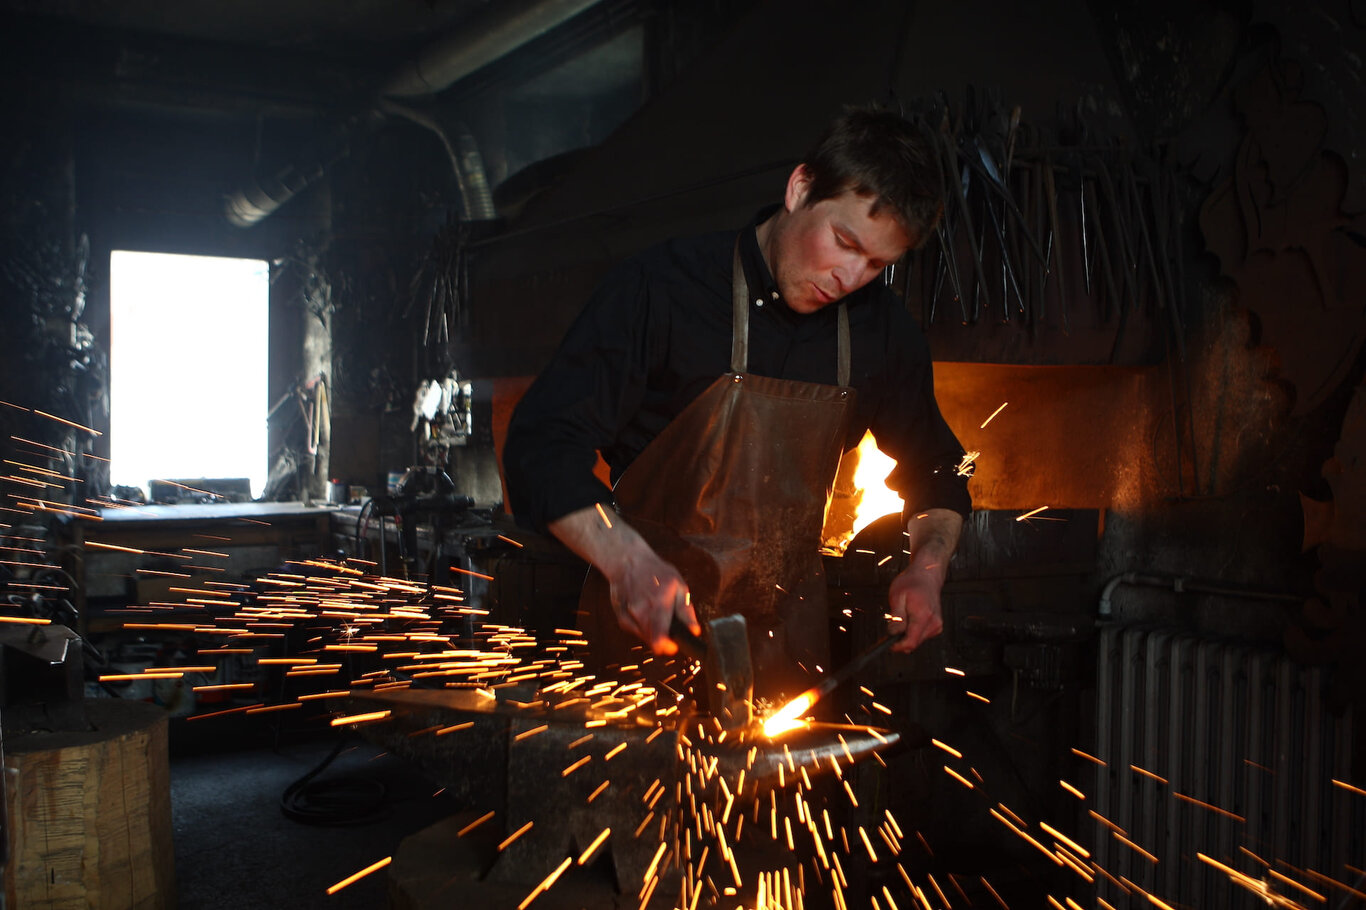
[690,722,901,794]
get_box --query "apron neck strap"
[731,240,850,386]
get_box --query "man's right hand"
[547,503,699,655]
[604,545,695,655]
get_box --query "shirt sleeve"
[502,256,660,532]
[872,309,973,520]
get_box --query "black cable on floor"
[279,738,388,827]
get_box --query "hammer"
[669,613,753,730]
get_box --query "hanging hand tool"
[1042,153,1069,334]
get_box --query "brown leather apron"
[582,245,855,703]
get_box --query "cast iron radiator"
[1091,625,1363,908]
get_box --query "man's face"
[768,167,914,315]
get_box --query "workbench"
[70,501,338,633]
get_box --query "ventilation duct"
[226,0,602,226]
[382,0,604,97]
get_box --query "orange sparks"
[1039,822,1089,858]
[931,738,962,759]
[1196,853,1263,889]
[518,857,573,910]
[643,842,668,884]
[325,856,391,894]
[943,766,974,789]
[996,804,1026,828]
[84,540,149,555]
[99,671,185,681]
[1071,747,1106,766]
[1266,868,1325,902]
[594,502,614,529]
[498,821,535,852]
[458,811,495,837]
[965,691,990,704]
[0,615,51,625]
[588,781,610,803]
[1299,867,1366,901]
[449,566,495,581]
[562,756,591,777]
[1172,791,1245,823]
[514,724,549,741]
[1130,764,1168,784]
[578,827,611,865]
[980,402,1008,428]
[34,409,101,436]
[1059,779,1086,799]
[329,710,390,727]
[858,827,879,862]
[1332,778,1366,797]
[1016,505,1049,522]
[1113,831,1159,863]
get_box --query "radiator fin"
[1093,625,1361,908]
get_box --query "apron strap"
[731,243,749,374]
[731,239,851,384]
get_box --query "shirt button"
[754,298,763,307]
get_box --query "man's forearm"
[904,508,964,583]
[547,503,651,576]
[548,504,696,654]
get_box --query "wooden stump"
[4,699,175,909]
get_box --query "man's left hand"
[885,508,964,653]
[887,566,945,653]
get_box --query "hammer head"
[669,613,754,729]
[701,614,754,730]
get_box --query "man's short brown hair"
[801,106,944,247]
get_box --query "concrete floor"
[170,722,460,909]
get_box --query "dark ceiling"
[0,0,647,127]
[0,0,495,51]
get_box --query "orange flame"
[824,431,904,554]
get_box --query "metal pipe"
[1097,571,1304,619]
[225,113,379,227]
[382,0,603,98]
[377,100,496,220]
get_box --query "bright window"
[109,251,270,498]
